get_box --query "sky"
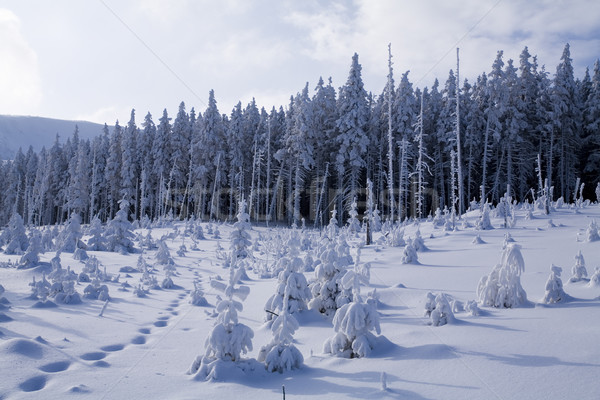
[1,0,599,125]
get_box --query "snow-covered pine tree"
[477,243,528,308]
[18,229,42,269]
[569,251,588,283]
[542,265,568,304]
[1,213,29,255]
[188,265,255,380]
[104,199,135,254]
[346,197,361,235]
[87,215,106,251]
[323,248,381,358]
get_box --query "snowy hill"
[0,115,103,160]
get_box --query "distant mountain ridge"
[0,115,104,160]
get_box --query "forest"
[1,43,598,227]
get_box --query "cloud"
[0,9,42,115]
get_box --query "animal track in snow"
[39,360,71,373]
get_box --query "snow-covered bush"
[477,243,528,308]
[56,213,85,253]
[323,249,381,358]
[401,238,419,264]
[386,226,405,247]
[86,216,106,251]
[155,239,174,265]
[83,276,110,301]
[425,292,455,326]
[1,213,29,255]
[542,265,568,304]
[589,267,600,287]
[18,230,42,269]
[326,208,339,239]
[413,229,428,251]
[47,253,81,304]
[569,251,588,283]
[258,291,303,373]
[40,227,55,252]
[29,273,52,304]
[104,200,135,254]
[188,266,255,381]
[264,244,311,321]
[308,238,352,316]
[464,300,481,316]
[472,234,485,245]
[190,281,208,306]
[476,203,493,230]
[432,208,445,228]
[586,220,599,242]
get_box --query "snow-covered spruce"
[189,281,208,306]
[258,289,304,373]
[346,197,361,235]
[589,267,600,287]
[308,237,353,317]
[104,200,135,254]
[424,292,455,326]
[86,215,107,251]
[586,220,599,242]
[477,243,528,308]
[264,234,311,321]
[55,213,86,253]
[1,213,29,255]
[401,238,419,264]
[476,203,493,230]
[542,265,568,304]
[569,251,588,283]
[323,249,381,358]
[155,239,174,265]
[188,266,255,381]
[386,225,406,247]
[326,208,339,239]
[18,229,42,269]
[47,253,82,304]
[413,229,428,251]
[229,198,252,263]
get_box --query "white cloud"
[0,9,42,115]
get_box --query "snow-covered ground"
[1,205,600,399]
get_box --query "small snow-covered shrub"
[323,249,381,358]
[190,281,208,306]
[84,277,110,301]
[2,213,29,255]
[155,239,174,265]
[188,266,254,381]
[401,239,419,264]
[586,220,599,242]
[475,203,493,230]
[464,300,481,316]
[104,200,135,254]
[413,229,428,251]
[477,243,527,308]
[589,267,600,287]
[346,198,361,235]
[428,293,455,326]
[87,216,106,251]
[18,230,42,269]
[542,265,568,304]
[386,226,405,247]
[472,234,485,244]
[569,251,588,283]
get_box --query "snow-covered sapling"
[589,267,600,287]
[1,213,29,255]
[155,239,174,265]
[401,238,419,264]
[258,288,304,373]
[427,293,455,326]
[188,265,255,381]
[229,198,252,262]
[477,243,528,308]
[87,215,106,251]
[346,197,361,235]
[56,213,85,253]
[586,220,599,242]
[542,265,568,304]
[569,251,588,283]
[190,281,208,306]
[104,200,135,254]
[475,203,493,230]
[323,248,381,358]
[18,230,43,269]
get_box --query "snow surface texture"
[1,207,600,399]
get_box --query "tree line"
[1,43,598,227]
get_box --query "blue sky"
[1,0,599,124]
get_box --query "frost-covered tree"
[308,237,352,316]
[56,213,84,253]
[425,292,455,326]
[323,249,381,358]
[188,266,254,381]
[346,197,361,235]
[104,200,135,254]
[2,213,29,255]
[18,229,42,269]
[258,289,304,373]
[87,215,106,251]
[542,265,568,304]
[477,243,528,308]
[401,238,419,264]
[230,198,252,262]
[569,251,588,283]
[476,203,493,230]
[586,220,599,242]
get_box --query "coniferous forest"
[1,43,599,227]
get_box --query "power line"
[99,0,207,108]
[415,0,504,86]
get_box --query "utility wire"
[415,0,504,86]
[99,0,207,108]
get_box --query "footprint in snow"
[153,320,168,327]
[39,360,71,373]
[100,344,125,352]
[80,351,106,361]
[138,328,151,335]
[131,336,147,345]
[19,375,47,392]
